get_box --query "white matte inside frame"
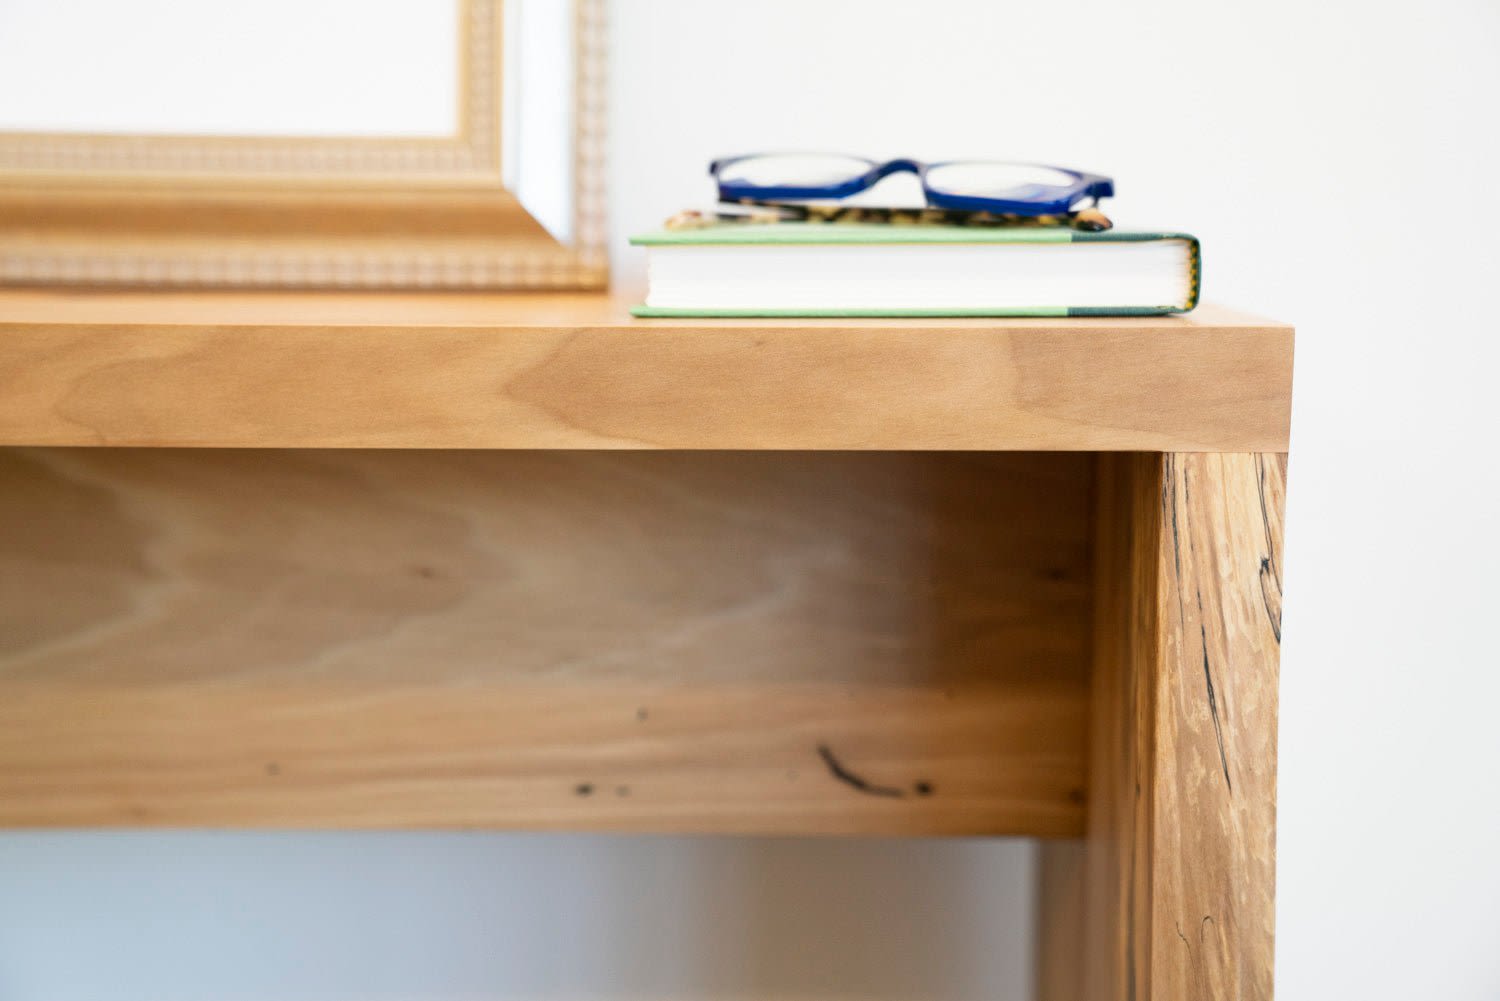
[0,0,460,136]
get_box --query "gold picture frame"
[0,0,607,290]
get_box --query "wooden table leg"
[1038,452,1285,1001]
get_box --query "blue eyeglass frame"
[710,154,1114,216]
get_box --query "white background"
[2,1,1500,999]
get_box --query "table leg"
[1038,452,1285,1000]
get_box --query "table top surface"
[0,288,1292,451]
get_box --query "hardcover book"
[631,223,1201,318]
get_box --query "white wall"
[2,1,1499,999]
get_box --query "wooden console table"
[0,289,1292,1000]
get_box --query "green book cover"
[630,223,1201,318]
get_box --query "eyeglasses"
[710,154,1114,217]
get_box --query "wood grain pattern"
[0,447,1092,835]
[1077,452,1165,1001]
[0,291,1294,451]
[1064,452,1284,1000]
[1150,452,1283,1000]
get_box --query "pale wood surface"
[0,290,1293,451]
[0,447,1092,835]
[1149,452,1283,999]
[1059,452,1284,1000]
[1078,452,1167,1001]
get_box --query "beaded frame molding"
[0,0,607,290]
